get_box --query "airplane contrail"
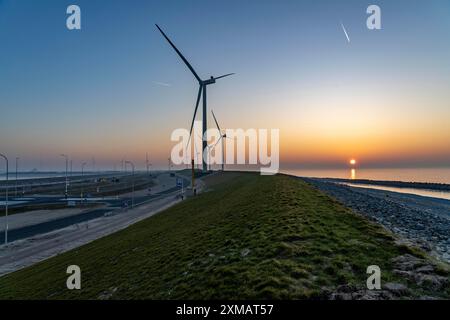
[152,81,172,87]
[340,22,351,43]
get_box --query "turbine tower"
[156,24,234,172]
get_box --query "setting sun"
[350,159,357,166]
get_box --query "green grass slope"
[0,173,448,299]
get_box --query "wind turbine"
[156,24,234,172]
[211,110,227,171]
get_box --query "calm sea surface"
[282,167,450,184]
[283,167,450,201]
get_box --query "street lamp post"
[15,157,19,198]
[81,162,87,203]
[125,161,135,208]
[60,154,68,200]
[0,153,9,245]
[81,162,87,176]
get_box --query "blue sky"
[1,0,450,170]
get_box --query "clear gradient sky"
[1,0,449,171]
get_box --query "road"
[0,174,190,243]
[0,196,181,276]
[0,172,199,276]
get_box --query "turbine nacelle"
[202,77,216,85]
[202,73,235,86]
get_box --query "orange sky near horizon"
[7,95,449,170]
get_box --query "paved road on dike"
[0,176,189,243]
[0,174,199,276]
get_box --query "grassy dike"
[0,172,448,299]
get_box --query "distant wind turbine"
[156,24,234,172]
[211,110,227,171]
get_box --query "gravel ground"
[303,178,450,264]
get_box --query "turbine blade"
[213,136,222,148]
[214,73,235,80]
[155,24,201,83]
[211,110,221,132]
[187,85,203,147]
